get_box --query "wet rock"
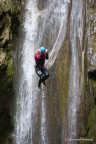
[0,0,12,15]
[87,3,96,70]
[0,0,21,144]
[80,2,96,143]
[0,50,6,66]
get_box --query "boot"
[38,79,42,88]
[43,81,46,86]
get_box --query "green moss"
[89,80,96,88]
[56,39,70,117]
[47,79,56,117]
[88,106,96,129]
[0,0,21,143]
[80,125,87,137]
[81,75,96,144]
[88,7,96,14]
[7,58,14,77]
[47,39,70,121]
[0,65,14,144]
[0,57,14,144]
[87,106,96,142]
[0,0,13,13]
[0,0,21,15]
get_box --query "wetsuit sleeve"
[35,54,38,63]
[35,50,40,64]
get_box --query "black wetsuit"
[35,51,49,87]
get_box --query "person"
[34,46,49,88]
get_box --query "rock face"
[45,1,86,143]
[0,0,96,144]
[87,1,96,69]
[0,0,21,144]
[80,1,96,144]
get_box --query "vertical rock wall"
[80,1,96,144]
[0,0,21,144]
[46,0,86,143]
[1,0,95,144]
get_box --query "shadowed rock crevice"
[88,70,96,80]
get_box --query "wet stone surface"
[87,4,96,69]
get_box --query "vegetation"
[0,0,21,143]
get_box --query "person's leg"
[41,68,49,83]
[35,66,49,88]
[35,65,42,77]
[38,78,42,88]
[38,72,46,87]
[35,65,43,88]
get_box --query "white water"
[40,88,48,144]
[40,1,70,144]
[15,0,39,143]
[45,1,70,69]
[67,0,83,143]
[15,0,72,144]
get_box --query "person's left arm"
[46,49,49,59]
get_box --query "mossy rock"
[0,0,13,14]
[88,106,96,130]
[7,58,14,77]
[0,0,21,144]
[0,56,14,144]
[0,0,20,15]
[0,50,6,66]
[86,106,96,142]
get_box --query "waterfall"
[40,88,48,144]
[15,0,40,143]
[39,1,70,143]
[45,1,70,69]
[14,0,85,143]
[67,0,84,143]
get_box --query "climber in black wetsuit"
[34,46,49,88]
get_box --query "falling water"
[15,0,40,143]
[39,0,70,144]
[40,88,48,144]
[45,1,70,69]
[67,0,84,144]
[15,0,84,143]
